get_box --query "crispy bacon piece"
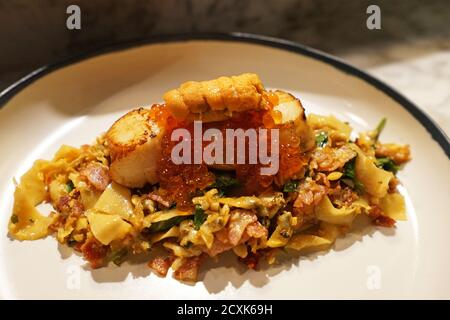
[57,194,83,217]
[293,178,327,213]
[373,215,396,227]
[245,221,268,239]
[49,194,84,232]
[205,219,266,257]
[80,238,109,269]
[148,193,171,208]
[173,255,204,282]
[310,145,356,172]
[228,209,257,246]
[206,232,251,257]
[55,195,71,213]
[148,256,175,277]
[368,205,396,228]
[81,162,110,191]
[388,177,400,193]
[375,143,411,165]
[328,185,358,207]
[206,239,234,257]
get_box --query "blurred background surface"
[1,0,449,133]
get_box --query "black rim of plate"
[1,32,449,158]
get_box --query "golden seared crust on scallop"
[106,108,158,160]
[208,90,315,172]
[163,73,265,121]
[273,90,315,152]
[105,107,164,188]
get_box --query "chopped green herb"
[343,159,356,180]
[66,180,75,193]
[376,157,399,174]
[342,158,365,193]
[193,204,207,230]
[315,131,328,147]
[374,118,387,142]
[109,248,128,266]
[283,180,299,193]
[354,180,365,193]
[147,216,189,233]
[10,214,18,224]
[209,173,240,196]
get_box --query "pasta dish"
[8,73,411,282]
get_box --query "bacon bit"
[206,228,251,257]
[48,212,65,232]
[50,195,84,231]
[206,238,234,257]
[204,211,259,257]
[293,178,327,213]
[368,205,396,228]
[81,162,110,191]
[71,199,84,217]
[55,195,71,213]
[246,221,268,239]
[375,143,411,165]
[80,238,108,269]
[388,177,400,193]
[148,193,171,208]
[328,185,358,207]
[310,145,356,172]
[173,255,204,282]
[373,215,396,227]
[314,172,330,188]
[239,251,260,270]
[214,227,229,243]
[148,256,175,277]
[228,209,257,246]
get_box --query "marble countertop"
[342,41,450,136]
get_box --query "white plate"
[0,34,449,299]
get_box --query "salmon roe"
[155,102,309,209]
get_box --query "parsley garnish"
[315,131,328,147]
[283,180,299,193]
[374,118,387,142]
[376,157,399,174]
[193,204,207,230]
[66,180,75,193]
[342,158,365,193]
[209,173,240,196]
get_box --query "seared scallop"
[105,108,164,188]
[273,90,315,152]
